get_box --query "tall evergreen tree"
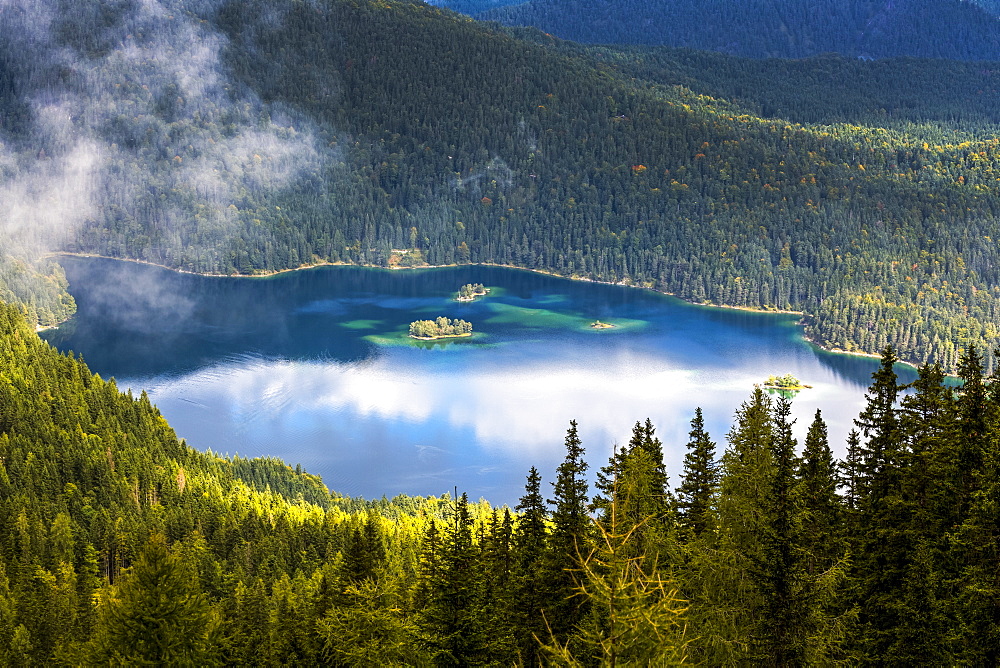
[952,368,1000,664]
[759,397,804,665]
[513,467,549,663]
[798,410,841,574]
[954,346,991,515]
[676,407,719,539]
[544,420,591,644]
[852,346,911,663]
[472,509,517,662]
[419,492,488,665]
[686,389,774,664]
[837,428,864,513]
[86,534,222,665]
[797,411,853,664]
[854,345,904,504]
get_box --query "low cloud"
[0,0,329,262]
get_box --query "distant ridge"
[482,0,1000,60]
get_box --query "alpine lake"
[43,256,916,507]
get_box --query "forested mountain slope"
[557,43,1000,131]
[3,293,1000,663]
[1,0,999,370]
[483,0,1000,60]
[426,0,521,15]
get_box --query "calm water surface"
[44,257,914,506]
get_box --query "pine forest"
[0,0,999,371]
[2,0,1000,664]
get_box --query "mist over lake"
[44,256,914,506]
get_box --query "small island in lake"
[763,373,812,391]
[456,283,489,301]
[409,316,473,340]
[590,320,616,329]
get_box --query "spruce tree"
[879,361,956,665]
[954,346,991,515]
[952,375,1000,664]
[513,467,549,663]
[798,410,841,574]
[854,345,904,504]
[852,346,910,663]
[837,428,864,513]
[759,397,804,665]
[687,389,774,664]
[419,493,487,665]
[676,407,719,539]
[86,534,222,665]
[478,509,517,661]
[544,420,591,645]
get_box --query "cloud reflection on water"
[137,345,871,505]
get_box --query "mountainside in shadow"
[482,0,1000,60]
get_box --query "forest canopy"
[0,0,998,372]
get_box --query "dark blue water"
[43,256,913,506]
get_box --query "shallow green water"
[44,257,912,505]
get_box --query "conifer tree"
[419,492,488,665]
[855,345,904,504]
[852,346,911,663]
[686,389,774,664]
[544,420,591,644]
[477,509,517,661]
[676,407,719,539]
[759,397,804,665]
[837,428,864,513]
[798,410,841,574]
[720,388,774,557]
[86,534,222,665]
[343,513,386,584]
[954,346,991,515]
[952,373,1000,664]
[513,467,549,663]
[544,470,689,666]
[634,418,671,519]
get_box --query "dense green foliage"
[457,282,487,299]
[765,373,805,389]
[484,0,1000,60]
[4,295,1000,662]
[1,0,999,373]
[0,256,75,328]
[408,315,473,338]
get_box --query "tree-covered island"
[409,316,473,339]
[456,283,489,301]
[763,373,812,390]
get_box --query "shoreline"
[408,332,473,341]
[47,251,905,369]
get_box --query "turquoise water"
[44,257,912,506]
